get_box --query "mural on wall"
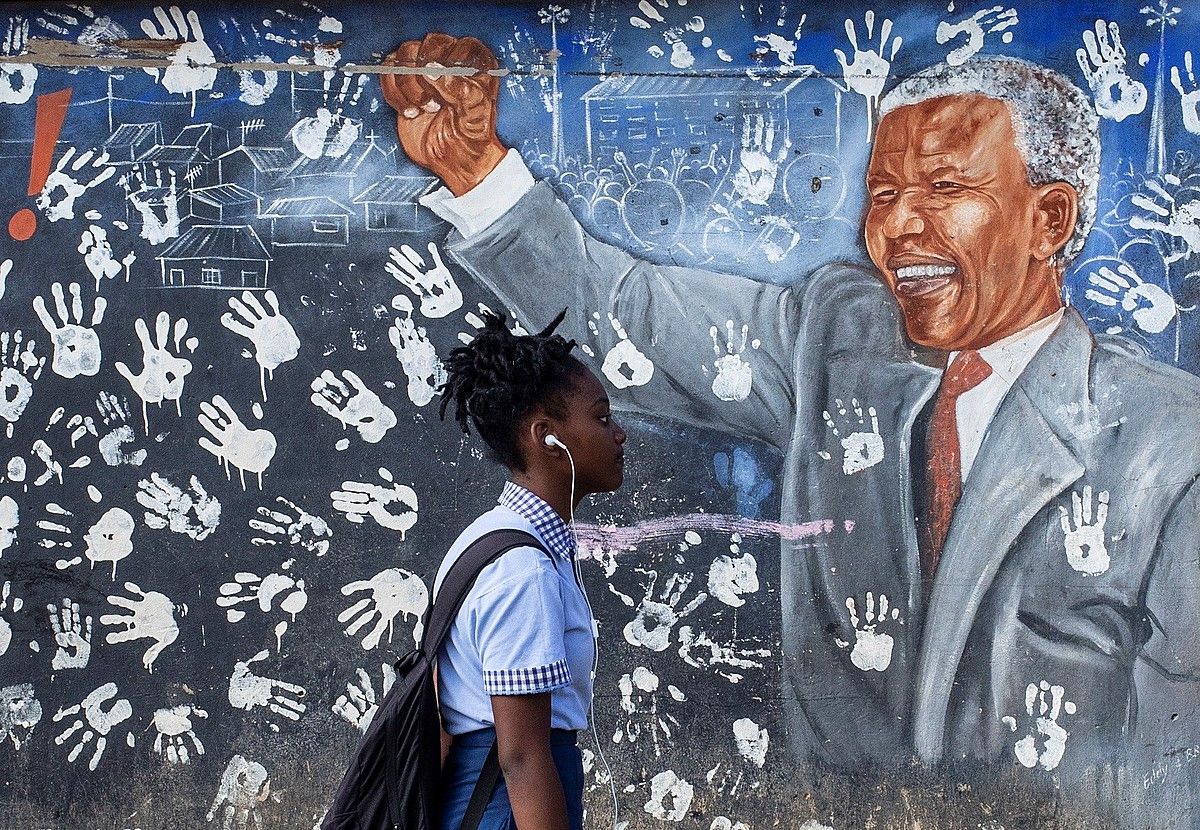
[0,1,1199,829]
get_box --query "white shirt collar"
[949,308,1065,386]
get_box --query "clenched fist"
[382,33,508,196]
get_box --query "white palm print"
[623,571,708,652]
[590,312,654,389]
[78,225,134,291]
[339,568,429,650]
[248,496,331,557]
[731,114,790,207]
[151,704,207,764]
[835,592,901,672]
[0,18,37,105]
[101,581,185,673]
[677,625,771,684]
[207,754,269,830]
[227,650,306,727]
[333,664,396,732]
[821,397,883,474]
[136,472,221,541]
[220,290,300,401]
[139,6,217,104]
[37,148,116,223]
[386,242,463,319]
[0,329,45,429]
[935,6,1018,67]
[1171,51,1200,135]
[1002,680,1076,771]
[114,311,194,434]
[1076,20,1146,122]
[330,468,419,538]
[0,580,17,656]
[390,295,447,408]
[1058,485,1111,575]
[197,396,277,490]
[121,166,181,245]
[1084,261,1175,334]
[834,11,902,139]
[48,597,93,670]
[708,320,757,402]
[1129,178,1200,264]
[217,571,308,650]
[33,282,106,379]
[52,682,133,771]
[310,369,397,444]
[95,391,148,467]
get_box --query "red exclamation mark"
[8,87,73,242]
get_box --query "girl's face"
[549,368,626,496]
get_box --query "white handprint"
[1084,262,1176,335]
[310,369,397,444]
[708,320,756,402]
[151,704,207,764]
[37,148,116,223]
[198,396,277,490]
[84,507,136,579]
[115,311,194,433]
[821,397,884,474]
[0,495,15,558]
[101,581,184,673]
[0,683,41,750]
[0,17,37,105]
[1058,485,1111,576]
[139,6,217,103]
[220,290,300,401]
[0,329,45,428]
[389,295,447,408]
[0,580,18,656]
[52,682,133,771]
[121,166,180,244]
[1076,20,1147,122]
[339,568,429,650]
[78,225,133,291]
[1129,179,1200,264]
[333,664,396,732]
[137,472,221,540]
[1171,51,1200,135]
[207,754,270,830]
[33,282,106,379]
[935,6,1018,67]
[331,467,419,538]
[1003,680,1076,771]
[217,571,307,650]
[623,571,707,652]
[228,650,306,726]
[597,314,654,389]
[49,598,92,670]
[0,258,11,300]
[95,391,148,467]
[834,11,902,138]
[731,114,790,207]
[835,592,901,672]
[677,625,771,683]
[249,496,331,557]
[386,242,464,319]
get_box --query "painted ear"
[1034,182,1078,263]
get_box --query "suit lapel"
[911,310,1094,763]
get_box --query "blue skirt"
[439,728,584,830]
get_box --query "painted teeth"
[895,264,956,280]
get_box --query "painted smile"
[889,257,959,298]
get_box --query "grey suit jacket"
[445,181,1200,825]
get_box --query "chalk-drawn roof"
[581,70,815,102]
[137,144,202,164]
[261,196,353,218]
[157,225,272,261]
[105,122,162,149]
[217,145,294,171]
[190,184,259,207]
[174,123,225,146]
[287,137,394,178]
[353,176,438,205]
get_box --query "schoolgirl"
[434,310,626,830]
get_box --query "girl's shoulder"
[432,506,552,598]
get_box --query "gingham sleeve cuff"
[483,659,572,696]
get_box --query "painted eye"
[871,188,897,203]
[932,181,964,192]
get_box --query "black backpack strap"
[422,529,548,830]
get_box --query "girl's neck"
[510,470,575,523]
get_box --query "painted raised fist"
[381,33,507,195]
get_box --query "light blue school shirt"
[433,483,595,735]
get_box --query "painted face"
[865,95,1064,351]
[550,368,627,496]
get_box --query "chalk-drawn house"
[134,123,230,188]
[580,69,842,163]
[215,145,293,196]
[156,225,272,288]
[103,122,162,164]
[352,176,439,231]
[260,197,352,247]
[282,132,395,201]
[188,184,261,223]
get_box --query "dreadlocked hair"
[439,308,583,471]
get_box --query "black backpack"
[322,529,548,830]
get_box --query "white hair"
[879,55,1099,264]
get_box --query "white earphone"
[543,432,619,828]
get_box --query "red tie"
[923,350,993,583]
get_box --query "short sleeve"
[471,550,572,696]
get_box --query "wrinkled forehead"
[872,94,1017,160]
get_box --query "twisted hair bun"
[440,309,582,471]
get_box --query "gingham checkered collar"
[499,482,576,562]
